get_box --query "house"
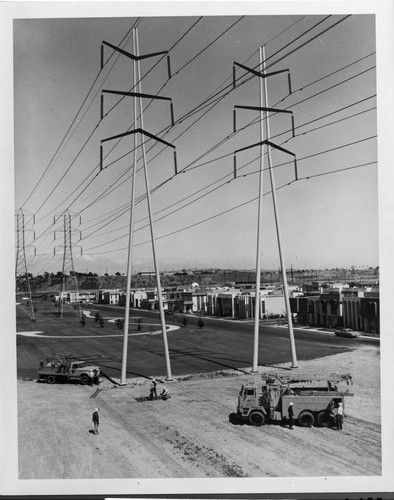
[206,288,241,317]
[98,289,120,305]
[78,290,97,303]
[264,294,286,317]
[191,288,209,314]
[290,289,380,333]
[236,293,255,319]
[343,295,379,333]
[140,289,158,310]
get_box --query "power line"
[78,95,377,248]
[83,131,377,254]
[23,15,374,264]
[31,18,207,220]
[97,43,375,190]
[32,80,376,254]
[85,159,377,256]
[80,58,375,223]
[29,15,356,223]
[20,18,141,210]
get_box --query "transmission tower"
[233,46,298,369]
[54,210,82,319]
[100,28,176,383]
[15,208,36,321]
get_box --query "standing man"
[288,402,294,429]
[150,378,158,400]
[336,402,343,430]
[92,408,100,435]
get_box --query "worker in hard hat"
[160,386,170,401]
[92,408,99,435]
[149,378,158,400]
[288,402,294,429]
[336,402,343,430]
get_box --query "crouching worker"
[160,386,171,401]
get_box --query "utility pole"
[54,210,82,319]
[15,209,35,321]
[232,46,298,370]
[100,29,176,382]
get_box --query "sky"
[10,4,381,276]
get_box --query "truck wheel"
[47,375,56,384]
[298,410,315,427]
[80,374,90,385]
[248,411,265,426]
[317,411,331,427]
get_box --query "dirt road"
[17,343,380,479]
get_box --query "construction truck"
[38,354,100,385]
[237,373,353,427]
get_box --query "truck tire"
[80,374,90,385]
[298,410,315,427]
[317,411,331,427]
[47,375,56,384]
[248,411,265,426]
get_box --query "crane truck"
[38,353,100,385]
[237,373,353,427]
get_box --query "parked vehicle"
[335,328,361,338]
[38,354,100,385]
[237,373,353,427]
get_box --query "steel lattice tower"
[15,209,36,321]
[54,210,82,319]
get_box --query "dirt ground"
[17,343,381,479]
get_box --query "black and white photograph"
[1,0,394,498]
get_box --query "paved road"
[16,303,378,381]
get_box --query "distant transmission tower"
[54,210,82,319]
[15,208,35,321]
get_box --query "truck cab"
[237,382,267,426]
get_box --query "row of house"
[57,280,380,333]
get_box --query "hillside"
[19,266,379,294]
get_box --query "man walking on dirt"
[288,402,294,429]
[92,408,99,435]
